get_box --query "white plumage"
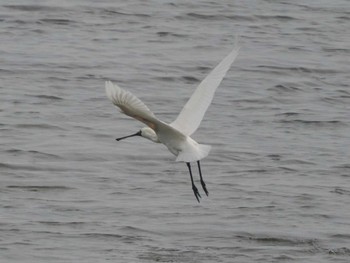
[105,44,240,202]
[170,46,240,135]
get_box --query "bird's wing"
[106,81,187,142]
[170,44,240,136]
[105,81,160,130]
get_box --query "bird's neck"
[141,127,160,143]
[144,133,160,143]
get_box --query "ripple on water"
[6,185,74,192]
[1,1,350,262]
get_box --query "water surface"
[1,0,349,262]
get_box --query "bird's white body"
[105,44,240,201]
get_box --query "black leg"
[186,162,201,202]
[197,161,209,196]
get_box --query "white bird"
[106,44,240,202]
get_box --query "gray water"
[1,0,350,262]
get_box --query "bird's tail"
[176,144,211,162]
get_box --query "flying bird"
[106,45,240,202]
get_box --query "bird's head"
[116,127,159,143]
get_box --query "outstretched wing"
[105,81,159,130]
[105,81,187,143]
[170,44,240,136]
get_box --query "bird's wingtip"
[105,80,116,101]
[105,80,113,89]
[230,35,241,53]
[105,80,126,104]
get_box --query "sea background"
[1,0,349,262]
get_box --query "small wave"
[321,96,349,105]
[337,15,350,21]
[229,98,273,105]
[31,29,46,34]
[81,232,153,244]
[185,12,223,20]
[120,225,159,235]
[256,15,298,21]
[156,32,187,38]
[333,164,350,169]
[281,159,315,165]
[329,233,350,240]
[236,232,318,247]
[196,66,211,71]
[47,76,70,82]
[154,76,176,82]
[278,167,298,172]
[138,248,197,263]
[277,119,345,127]
[328,247,350,255]
[15,123,65,130]
[4,5,66,12]
[9,19,27,25]
[7,185,74,191]
[182,13,256,22]
[269,84,301,92]
[0,162,73,172]
[275,112,300,117]
[331,187,350,196]
[82,233,123,239]
[267,154,281,160]
[256,65,339,74]
[0,162,40,171]
[28,150,60,159]
[32,95,63,100]
[5,149,60,159]
[102,9,150,18]
[0,69,16,74]
[39,19,76,25]
[37,221,86,226]
[182,75,200,83]
[296,27,323,33]
[322,47,350,53]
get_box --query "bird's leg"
[186,162,201,202]
[197,161,209,196]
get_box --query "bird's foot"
[201,181,209,196]
[192,185,201,203]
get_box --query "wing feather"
[105,81,158,130]
[170,44,240,135]
[105,81,187,142]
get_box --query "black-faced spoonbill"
[106,44,240,202]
